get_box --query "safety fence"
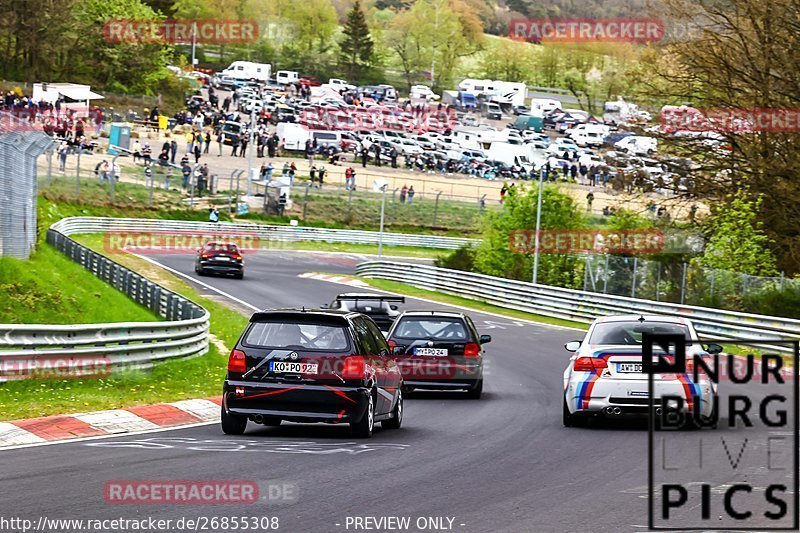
[0,229,209,380]
[50,216,478,250]
[355,261,800,351]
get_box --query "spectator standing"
[132,140,141,164]
[58,142,68,172]
[309,165,317,186]
[400,185,408,203]
[317,166,325,189]
[193,143,201,164]
[169,139,177,164]
[186,130,194,153]
[240,134,248,158]
[407,185,415,204]
[360,147,368,168]
[204,130,211,154]
[158,149,169,166]
[500,183,508,204]
[231,135,239,157]
[217,129,224,157]
[289,162,296,185]
[181,162,191,189]
[266,162,274,181]
[586,191,594,212]
[141,143,152,165]
[282,162,290,177]
[390,146,398,168]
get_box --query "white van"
[276,122,310,151]
[276,70,299,85]
[567,124,611,147]
[328,78,355,91]
[410,85,440,101]
[220,61,271,82]
[615,135,658,155]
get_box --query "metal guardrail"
[0,230,209,379]
[355,261,800,350]
[51,217,478,250]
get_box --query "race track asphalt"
[0,251,794,532]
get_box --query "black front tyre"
[351,393,375,438]
[466,379,483,399]
[381,389,403,430]
[221,405,247,435]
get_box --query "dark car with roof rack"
[385,310,490,399]
[322,293,405,332]
[222,309,403,438]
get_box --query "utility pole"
[378,183,388,258]
[532,167,545,284]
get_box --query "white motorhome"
[276,70,299,85]
[458,79,527,107]
[220,61,271,82]
[410,85,440,101]
[615,135,658,155]
[604,98,650,125]
[530,98,562,114]
[328,78,355,91]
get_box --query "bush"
[435,245,475,272]
[743,286,800,318]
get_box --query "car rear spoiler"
[335,295,405,304]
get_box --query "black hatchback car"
[195,242,244,279]
[385,311,490,399]
[222,309,403,438]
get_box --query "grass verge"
[0,235,250,421]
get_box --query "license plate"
[217,256,231,261]
[414,348,448,356]
[617,363,643,373]
[269,361,318,374]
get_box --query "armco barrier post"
[433,191,442,226]
[680,262,688,304]
[75,151,81,199]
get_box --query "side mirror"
[390,305,399,311]
[479,334,492,344]
[320,303,329,309]
[564,341,582,352]
[705,343,723,355]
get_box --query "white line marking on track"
[132,253,259,311]
[0,421,217,451]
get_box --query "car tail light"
[464,342,481,357]
[228,349,247,373]
[387,339,397,349]
[232,253,243,261]
[573,357,607,372]
[341,355,365,379]
[201,253,212,258]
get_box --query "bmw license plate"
[269,361,318,374]
[217,256,231,261]
[414,348,448,356]
[617,363,643,373]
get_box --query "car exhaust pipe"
[655,407,663,416]
[603,406,613,415]
[612,407,622,415]
[253,414,264,424]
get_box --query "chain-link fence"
[0,113,54,258]
[582,253,798,308]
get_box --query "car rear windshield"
[244,321,350,351]
[588,322,691,345]
[392,318,468,341]
[338,299,391,314]
[204,243,238,252]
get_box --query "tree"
[474,184,586,287]
[694,191,778,276]
[646,0,800,274]
[339,0,374,81]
